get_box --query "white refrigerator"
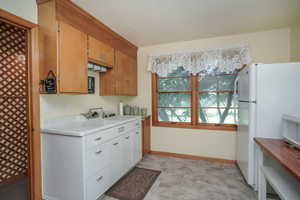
[236,62,300,190]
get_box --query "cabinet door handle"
[118,127,125,132]
[125,136,130,139]
[95,150,102,154]
[136,132,139,134]
[113,142,119,146]
[135,123,139,126]
[95,137,102,141]
[96,176,103,182]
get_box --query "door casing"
[0,8,42,200]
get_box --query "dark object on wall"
[40,70,57,94]
[88,76,95,94]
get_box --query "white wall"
[125,28,290,160]
[40,71,124,125]
[1,0,37,23]
[290,21,300,62]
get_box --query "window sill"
[152,121,237,131]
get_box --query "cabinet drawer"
[86,166,110,200]
[86,143,109,177]
[128,120,141,131]
[86,128,118,150]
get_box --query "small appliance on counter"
[282,114,300,150]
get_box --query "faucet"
[81,107,103,119]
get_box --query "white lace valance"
[148,45,252,77]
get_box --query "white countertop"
[41,115,141,137]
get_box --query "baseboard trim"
[150,151,236,164]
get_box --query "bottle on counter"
[119,101,124,116]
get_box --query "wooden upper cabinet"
[88,36,114,68]
[38,0,137,95]
[100,50,137,96]
[38,0,88,94]
[99,66,117,96]
[59,21,88,93]
[116,50,137,96]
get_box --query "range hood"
[88,62,107,72]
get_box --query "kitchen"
[1,0,300,200]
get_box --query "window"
[152,67,237,131]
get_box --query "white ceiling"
[72,0,300,47]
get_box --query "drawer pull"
[95,150,102,154]
[125,136,130,139]
[95,137,102,141]
[113,142,119,146]
[135,123,139,126]
[136,132,139,134]
[96,176,103,182]
[118,127,125,132]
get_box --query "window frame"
[152,73,237,131]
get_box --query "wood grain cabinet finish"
[88,36,114,68]
[116,50,137,96]
[38,0,138,96]
[142,116,151,156]
[100,50,137,96]
[59,21,88,93]
[38,1,88,94]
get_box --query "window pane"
[159,108,191,122]
[199,92,237,107]
[199,108,237,124]
[159,77,191,92]
[159,93,191,107]
[199,75,237,91]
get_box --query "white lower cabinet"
[132,129,142,165]
[41,119,142,200]
[86,166,110,200]
[122,133,133,173]
[109,136,124,184]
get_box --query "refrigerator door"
[238,64,257,102]
[237,64,257,188]
[256,62,300,139]
[236,101,249,181]
[238,66,250,101]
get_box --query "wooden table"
[254,138,300,200]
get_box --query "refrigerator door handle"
[234,77,239,124]
[239,100,257,104]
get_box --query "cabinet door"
[122,133,133,173]
[132,128,142,165]
[58,21,88,93]
[142,116,151,155]
[109,137,123,184]
[88,36,114,67]
[116,51,137,96]
[99,68,117,96]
